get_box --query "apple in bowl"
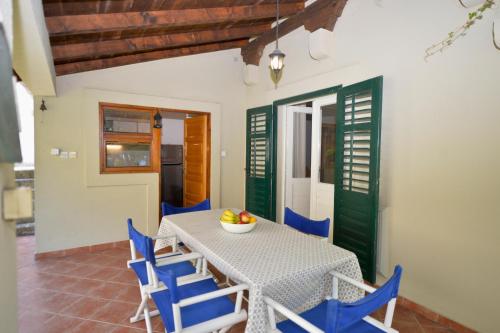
[220,209,257,233]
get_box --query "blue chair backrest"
[161,199,211,216]
[325,265,403,332]
[127,218,158,266]
[284,207,330,238]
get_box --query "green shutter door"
[245,105,274,220]
[334,76,383,283]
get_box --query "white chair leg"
[219,327,231,333]
[144,301,153,333]
[130,295,148,323]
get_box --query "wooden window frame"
[99,102,160,174]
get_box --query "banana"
[221,215,235,222]
[223,210,235,218]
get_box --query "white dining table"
[155,208,363,333]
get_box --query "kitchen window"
[99,103,159,173]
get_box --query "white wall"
[161,118,184,145]
[245,0,500,331]
[35,49,246,252]
[0,1,19,331]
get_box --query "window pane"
[103,108,151,134]
[106,143,151,168]
[320,104,336,184]
[292,113,312,178]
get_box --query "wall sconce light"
[40,99,47,112]
[154,111,162,128]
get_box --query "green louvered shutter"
[245,105,274,220]
[334,77,383,283]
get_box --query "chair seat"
[151,278,236,332]
[276,300,383,333]
[129,259,196,286]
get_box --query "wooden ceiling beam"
[241,0,347,65]
[48,19,275,46]
[52,23,271,63]
[55,39,248,76]
[45,3,304,36]
[42,0,303,17]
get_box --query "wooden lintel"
[52,23,270,63]
[45,3,304,36]
[55,39,248,76]
[241,0,348,66]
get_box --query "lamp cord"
[276,0,279,49]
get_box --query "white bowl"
[220,220,257,234]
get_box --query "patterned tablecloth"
[155,209,363,333]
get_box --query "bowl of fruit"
[220,209,257,234]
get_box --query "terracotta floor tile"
[46,274,81,292]
[72,319,121,333]
[16,236,461,333]
[41,314,84,333]
[20,288,58,312]
[90,300,140,326]
[18,310,54,333]
[45,292,83,313]
[393,304,419,323]
[392,320,425,333]
[111,269,139,285]
[421,326,456,333]
[114,284,142,303]
[61,296,110,318]
[91,281,132,301]
[69,278,107,297]
[65,263,100,277]
[85,266,123,281]
[111,326,147,333]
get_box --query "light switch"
[69,152,77,159]
[221,150,227,158]
[2,187,33,221]
[60,151,69,159]
[50,148,61,156]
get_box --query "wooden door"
[333,76,383,283]
[184,115,208,207]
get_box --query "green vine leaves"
[425,0,496,60]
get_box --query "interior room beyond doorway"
[160,110,211,211]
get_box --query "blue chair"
[162,199,211,216]
[142,235,248,333]
[284,207,330,239]
[265,265,403,333]
[127,219,205,331]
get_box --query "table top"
[157,208,359,289]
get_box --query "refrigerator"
[161,145,183,207]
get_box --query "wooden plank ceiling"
[43,0,305,76]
